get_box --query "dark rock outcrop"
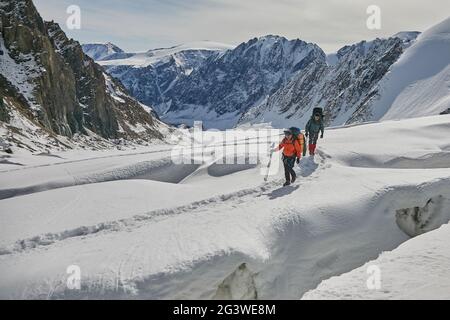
[240,36,417,128]
[0,0,164,147]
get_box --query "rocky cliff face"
[94,33,418,130]
[239,36,418,128]
[164,36,326,128]
[0,0,164,151]
[103,48,219,115]
[87,36,325,129]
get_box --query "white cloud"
[33,0,450,53]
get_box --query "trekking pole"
[264,142,276,182]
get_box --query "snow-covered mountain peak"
[85,17,448,130]
[219,35,325,73]
[148,41,235,53]
[97,35,326,126]
[94,41,234,114]
[96,41,233,67]
[81,42,124,61]
[257,34,287,42]
[239,35,407,128]
[418,16,450,41]
[237,35,318,52]
[162,36,326,128]
[105,41,121,48]
[336,34,414,61]
[143,40,234,62]
[335,32,419,61]
[392,31,421,42]
[369,16,450,122]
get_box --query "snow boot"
[283,181,291,187]
[291,174,297,184]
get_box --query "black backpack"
[313,107,324,119]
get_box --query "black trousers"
[283,156,296,182]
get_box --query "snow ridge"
[375,17,450,121]
[0,171,299,255]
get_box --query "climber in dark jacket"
[305,113,324,156]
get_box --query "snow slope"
[372,17,450,121]
[302,222,450,300]
[98,41,234,67]
[0,115,450,299]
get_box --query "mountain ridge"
[0,0,166,152]
[81,28,449,130]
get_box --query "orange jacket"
[277,137,303,158]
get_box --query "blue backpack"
[289,127,307,157]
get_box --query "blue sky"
[33,0,450,53]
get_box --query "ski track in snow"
[0,156,176,200]
[0,147,175,174]
[0,136,280,200]
[0,155,328,256]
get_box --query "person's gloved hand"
[296,157,300,164]
[320,133,324,139]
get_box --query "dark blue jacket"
[305,117,324,136]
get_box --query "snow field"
[0,116,449,299]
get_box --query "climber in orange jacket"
[276,129,303,186]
